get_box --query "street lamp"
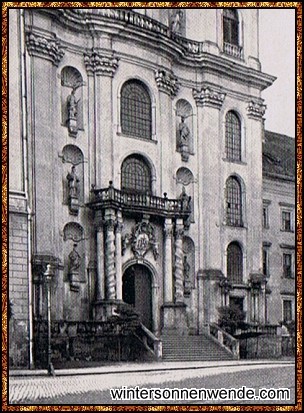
[44,263,55,376]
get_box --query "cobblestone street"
[8,361,296,406]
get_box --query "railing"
[88,185,191,218]
[236,324,280,337]
[209,323,240,359]
[223,42,243,59]
[63,8,203,56]
[134,323,162,360]
[34,318,140,338]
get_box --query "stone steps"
[161,333,234,361]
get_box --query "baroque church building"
[8,7,295,367]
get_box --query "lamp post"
[44,263,55,376]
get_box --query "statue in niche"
[66,165,80,215]
[178,116,191,161]
[179,186,192,212]
[67,87,80,120]
[68,243,81,291]
[66,85,81,136]
[183,255,192,296]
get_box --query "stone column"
[104,209,116,300]
[95,211,105,301]
[151,285,160,335]
[174,218,184,303]
[163,218,173,303]
[25,31,64,253]
[84,44,119,187]
[115,210,123,301]
[193,86,225,271]
[155,68,179,195]
[259,284,266,324]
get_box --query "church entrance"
[123,264,152,330]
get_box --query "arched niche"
[183,236,195,295]
[176,167,195,223]
[61,66,83,134]
[176,99,194,160]
[62,145,84,213]
[63,222,86,288]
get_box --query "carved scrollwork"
[247,100,267,120]
[84,50,119,77]
[155,69,179,98]
[193,87,226,109]
[26,32,65,66]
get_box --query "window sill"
[117,132,157,144]
[222,158,247,166]
[280,229,295,234]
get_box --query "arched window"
[227,242,243,283]
[223,9,239,46]
[121,155,151,193]
[121,80,152,139]
[226,176,243,226]
[225,111,241,161]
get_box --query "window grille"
[121,155,151,193]
[227,242,243,283]
[121,80,152,139]
[226,176,243,226]
[225,111,241,161]
[223,8,239,46]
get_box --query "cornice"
[26,31,65,66]
[33,8,276,92]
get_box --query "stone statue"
[179,186,192,211]
[66,165,80,199]
[178,116,191,147]
[171,10,183,33]
[67,87,79,120]
[68,243,81,273]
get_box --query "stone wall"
[9,212,29,367]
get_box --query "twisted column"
[174,219,184,303]
[163,218,173,303]
[105,210,116,300]
[115,211,123,301]
[96,225,105,301]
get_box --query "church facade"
[8,7,295,367]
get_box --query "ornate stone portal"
[122,221,159,261]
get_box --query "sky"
[259,9,296,137]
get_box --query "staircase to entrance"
[161,331,237,362]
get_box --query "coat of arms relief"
[122,221,159,261]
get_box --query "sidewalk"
[9,358,295,377]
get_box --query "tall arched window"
[226,176,243,226]
[227,242,243,284]
[223,9,239,46]
[121,80,152,139]
[121,155,151,193]
[225,111,241,161]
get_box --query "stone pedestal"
[68,196,79,215]
[94,300,121,321]
[161,303,188,334]
[69,271,80,292]
[67,118,77,137]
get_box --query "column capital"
[192,87,226,109]
[84,49,119,77]
[104,219,116,231]
[247,100,267,120]
[26,31,65,66]
[155,69,179,98]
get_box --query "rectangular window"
[263,248,269,276]
[283,253,293,278]
[263,206,269,228]
[282,211,291,231]
[283,300,293,322]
